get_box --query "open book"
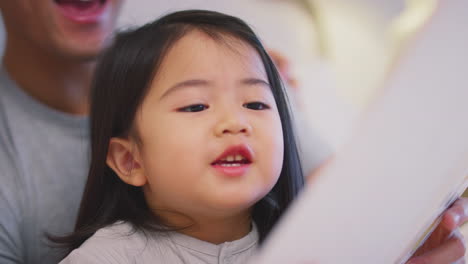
[251,0,468,263]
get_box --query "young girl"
[56,10,304,263]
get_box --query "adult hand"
[407,198,468,264]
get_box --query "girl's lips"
[54,0,108,24]
[211,163,251,178]
[212,144,253,164]
[211,144,253,177]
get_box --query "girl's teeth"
[220,154,247,163]
[222,155,245,162]
[221,163,241,167]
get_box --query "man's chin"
[53,40,111,63]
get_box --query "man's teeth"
[223,155,245,162]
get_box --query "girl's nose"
[214,114,253,137]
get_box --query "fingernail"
[453,213,461,226]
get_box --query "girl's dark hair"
[54,9,304,253]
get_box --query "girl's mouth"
[54,0,108,24]
[211,144,253,177]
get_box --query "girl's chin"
[208,195,264,214]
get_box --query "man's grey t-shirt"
[0,68,89,263]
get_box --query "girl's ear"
[106,137,147,187]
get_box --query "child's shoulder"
[91,221,139,240]
[60,221,149,264]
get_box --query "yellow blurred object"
[462,188,468,197]
[309,0,392,108]
[388,0,438,62]
[307,0,439,109]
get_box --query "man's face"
[0,0,123,61]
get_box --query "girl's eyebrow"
[160,78,271,100]
[241,78,271,88]
[160,79,210,100]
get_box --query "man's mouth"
[55,0,105,10]
[54,0,108,23]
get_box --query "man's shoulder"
[0,74,41,185]
[0,76,28,214]
[0,116,21,181]
[0,74,19,157]
[0,115,26,214]
[0,90,22,180]
[0,99,27,263]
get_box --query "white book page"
[252,0,468,263]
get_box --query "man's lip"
[54,0,108,24]
[211,144,253,164]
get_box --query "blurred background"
[0,0,438,154]
[1,0,466,260]
[114,0,439,153]
[112,0,444,174]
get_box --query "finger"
[443,198,468,230]
[407,229,465,264]
[267,50,293,80]
[267,50,290,69]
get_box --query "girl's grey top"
[60,221,259,264]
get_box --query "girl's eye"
[177,104,209,112]
[243,102,270,110]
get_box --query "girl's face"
[134,30,284,220]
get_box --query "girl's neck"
[160,210,253,244]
